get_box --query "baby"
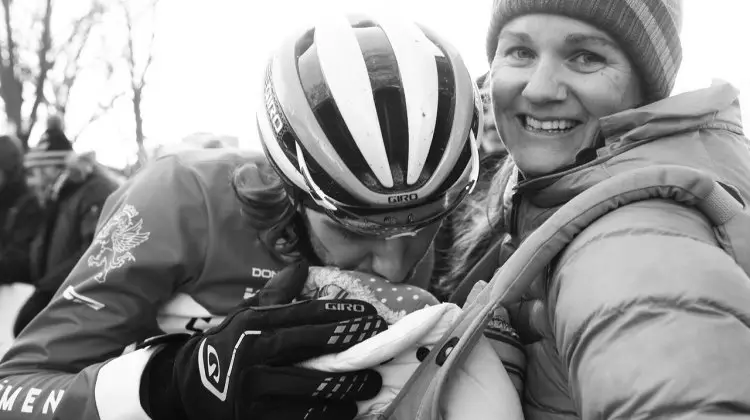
[299,267,524,420]
[301,266,440,324]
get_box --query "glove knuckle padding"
[242,365,382,401]
[171,297,386,420]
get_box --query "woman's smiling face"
[490,14,644,177]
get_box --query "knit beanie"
[25,128,74,169]
[486,0,683,102]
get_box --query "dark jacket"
[0,136,45,285]
[14,153,120,335]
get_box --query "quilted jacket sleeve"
[549,199,750,419]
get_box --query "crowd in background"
[0,117,239,355]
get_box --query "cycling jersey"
[0,149,291,419]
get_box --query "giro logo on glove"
[199,336,254,400]
[324,302,367,313]
[193,309,385,403]
[144,261,389,420]
[205,343,222,383]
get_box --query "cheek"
[489,65,526,148]
[406,224,440,259]
[312,230,371,267]
[575,71,642,117]
[489,64,523,117]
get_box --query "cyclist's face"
[304,208,440,286]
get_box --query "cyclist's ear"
[244,260,310,307]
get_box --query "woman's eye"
[505,47,535,61]
[571,51,606,70]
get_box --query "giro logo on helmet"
[388,193,419,204]
[325,302,367,312]
[264,81,284,134]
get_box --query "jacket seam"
[564,296,750,371]
[557,226,716,273]
[170,155,211,290]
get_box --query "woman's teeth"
[522,115,579,133]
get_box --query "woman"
[448,0,750,418]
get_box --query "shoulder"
[550,199,748,334]
[146,148,268,191]
[560,198,719,269]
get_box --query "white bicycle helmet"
[258,13,482,237]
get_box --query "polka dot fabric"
[303,266,440,324]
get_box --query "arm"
[0,155,209,420]
[551,201,750,419]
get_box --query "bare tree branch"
[51,1,102,60]
[72,90,126,139]
[54,14,99,115]
[138,0,159,88]
[139,26,156,87]
[120,0,136,82]
[1,0,24,140]
[118,0,155,165]
[26,0,54,137]
[2,0,16,72]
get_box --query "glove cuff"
[140,341,190,420]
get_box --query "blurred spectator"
[475,71,506,158]
[0,134,44,285]
[0,134,44,357]
[13,118,122,336]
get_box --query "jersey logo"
[251,267,277,279]
[243,287,258,300]
[87,204,150,283]
[62,286,105,310]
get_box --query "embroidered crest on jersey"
[88,204,150,282]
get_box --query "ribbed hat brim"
[24,150,72,169]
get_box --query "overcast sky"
[28,0,750,168]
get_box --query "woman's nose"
[522,59,567,104]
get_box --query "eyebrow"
[497,30,532,44]
[497,30,619,50]
[564,33,619,49]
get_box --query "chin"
[513,150,579,178]
[502,126,597,178]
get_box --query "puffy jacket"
[13,153,121,335]
[495,81,750,419]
